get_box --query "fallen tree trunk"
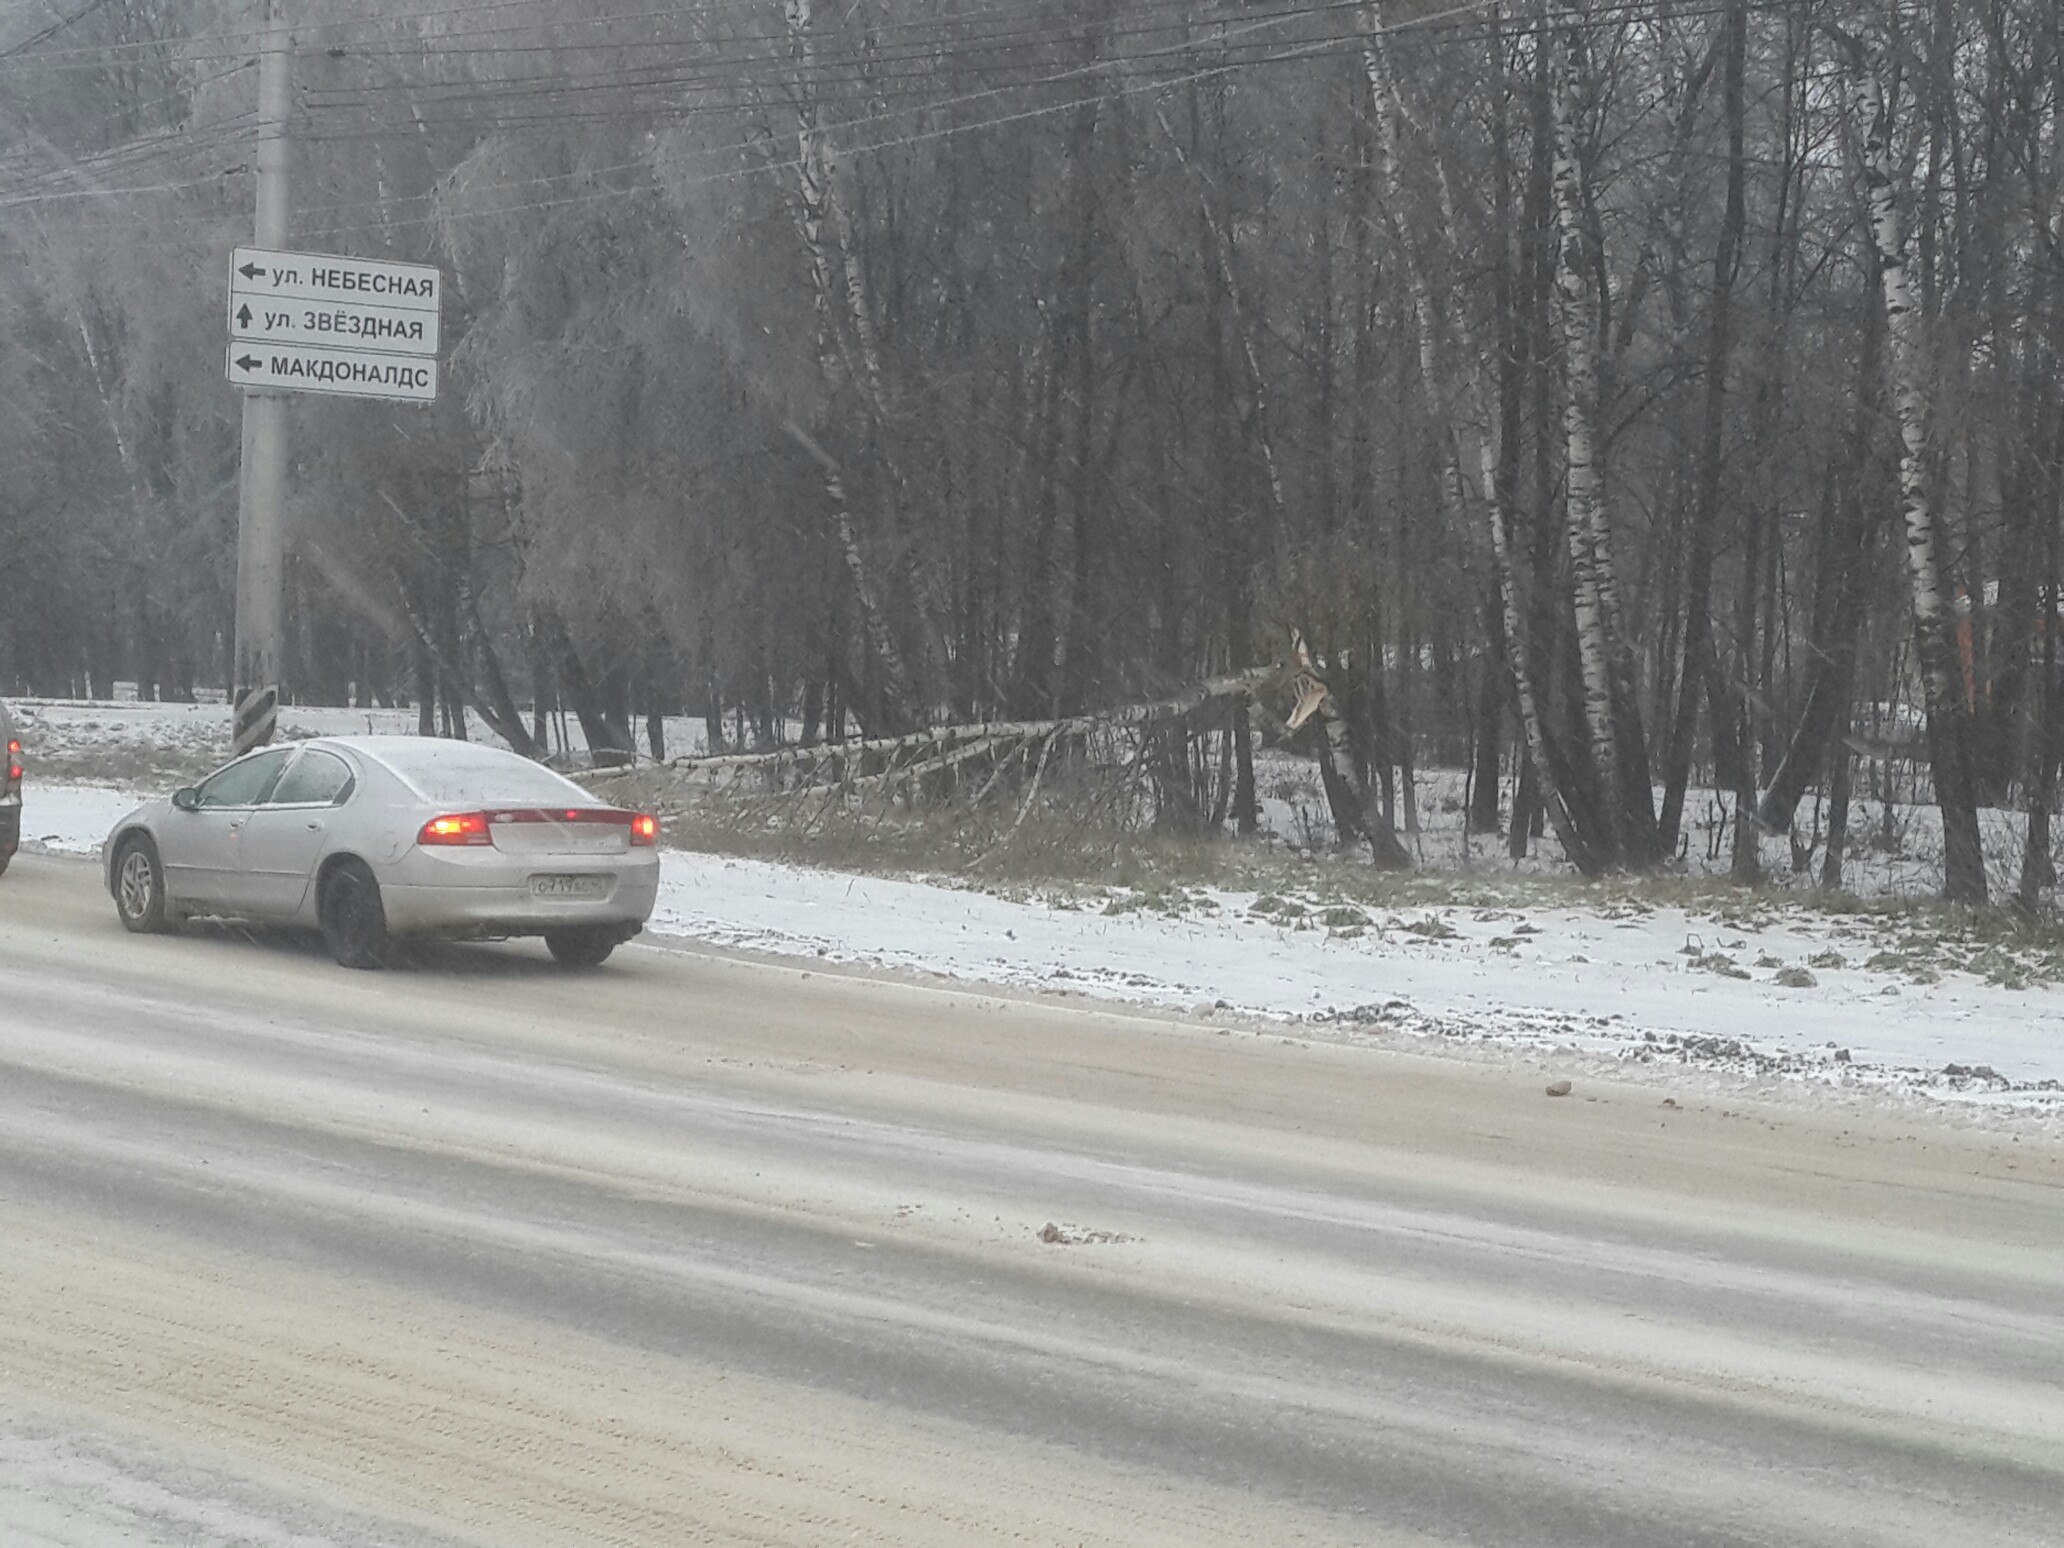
[587,664,1283,794]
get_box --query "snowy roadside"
[1,697,708,784]
[18,779,2063,1121]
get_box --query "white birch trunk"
[786,0,916,727]
[782,422,916,725]
[1551,0,1625,861]
[591,665,1283,786]
[1357,9,1593,869]
[830,198,886,400]
[1317,694,1413,869]
[1846,44,1987,902]
[62,301,135,480]
[788,0,843,388]
[1853,61,1952,701]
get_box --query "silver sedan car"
[102,737,661,968]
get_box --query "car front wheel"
[113,836,173,934]
[545,926,622,967]
[320,859,391,969]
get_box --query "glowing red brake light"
[630,813,658,846]
[418,811,493,847]
[5,739,18,783]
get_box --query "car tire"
[320,859,392,970]
[545,927,620,968]
[113,836,174,934]
[0,854,10,880]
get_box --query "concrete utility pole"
[232,0,290,755]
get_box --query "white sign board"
[227,246,442,402]
[226,341,438,404]
[229,293,439,356]
[229,247,440,314]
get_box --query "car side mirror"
[171,787,200,812]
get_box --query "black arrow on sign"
[235,304,253,327]
[238,262,264,280]
[233,355,262,372]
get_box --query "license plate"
[530,873,608,900]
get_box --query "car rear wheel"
[320,859,391,969]
[545,926,621,967]
[113,837,173,934]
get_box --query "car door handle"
[305,820,324,832]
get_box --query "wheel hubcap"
[119,851,154,917]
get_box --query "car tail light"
[5,739,19,784]
[418,811,493,847]
[447,808,652,843]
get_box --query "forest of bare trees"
[2,0,2061,904]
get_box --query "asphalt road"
[2,850,2060,1546]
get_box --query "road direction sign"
[228,246,440,316]
[226,342,438,404]
[229,293,440,356]
[227,246,442,401]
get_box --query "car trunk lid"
[485,808,633,856]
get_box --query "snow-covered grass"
[11,701,2063,1122]
[4,698,714,786]
[646,853,2064,1111]
[1252,752,2059,909]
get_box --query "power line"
[0,0,111,60]
[1,9,1357,228]
[0,114,254,185]
[325,0,1098,57]
[290,0,1770,144]
[298,0,1374,110]
[0,0,1109,69]
[0,121,256,209]
[0,0,1385,203]
[294,0,1531,238]
[287,0,1411,156]
[293,0,1730,117]
[0,169,244,209]
[1,0,1806,227]
[0,58,256,201]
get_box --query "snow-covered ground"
[10,699,2062,1120]
[657,859,2063,1114]
[1255,755,2054,908]
[4,697,711,784]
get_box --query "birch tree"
[1550,0,1661,869]
[1359,9,1594,870]
[785,0,920,733]
[1842,25,1989,904]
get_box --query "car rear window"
[379,745,590,806]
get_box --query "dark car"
[0,699,19,876]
